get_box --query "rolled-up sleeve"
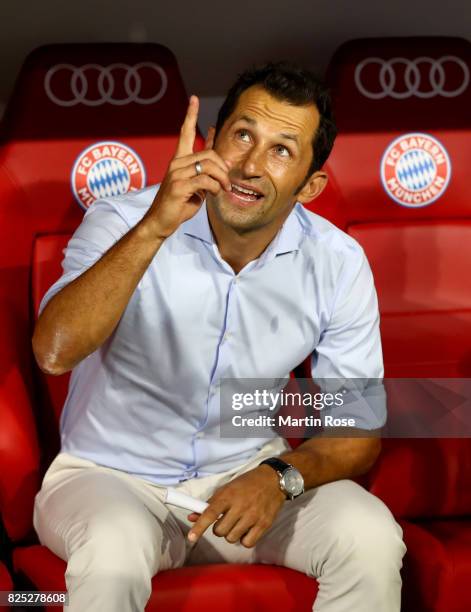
[38,199,130,316]
[311,247,386,430]
[312,247,383,380]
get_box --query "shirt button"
[223,331,231,341]
[195,431,205,439]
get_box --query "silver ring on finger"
[195,161,203,176]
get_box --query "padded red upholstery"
[0,164,40,541]
[0,561,13,592]
[327,37,470,133]
[350,222,471,313]
[322,37,471,612]
[400,520,471,612]
[323,38,471,213]
[13,546,317,612]
[1,43,191,141]
[32,235,71,425]
[0,317,39,542]
[0,43,205,463]
[349,222,471,376]
[369,439,471,519]
[321,37,471,376]
[320,130,470,227]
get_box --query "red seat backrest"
[349,221,471,377]
[326,36,470,133]
[32,235,72,428]
[323,37,471,518]
[0,44,204,526]
[368,437,471,519]
[322,37,471,377]
[0,167,40,542]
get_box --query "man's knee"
[320,482,406,575]
[63,521,156,609]
[67,546,151,592]
[66,510,186,580]
[65,541,153,612]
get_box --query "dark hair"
[215,61,337,175]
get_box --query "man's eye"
[237,130,250,142]
[275,145,290,157]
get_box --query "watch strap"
[259,457,292,475]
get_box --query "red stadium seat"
[0,42,206,461]
[0,44,317,610]
[322,35,471,379]
[13,546,316,612]
[320,36,471,612]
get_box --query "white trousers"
[33,438,406,612]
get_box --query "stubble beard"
[209,190,272,235]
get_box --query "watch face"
[281,468,304,497]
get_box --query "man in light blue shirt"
[33,62,405,612]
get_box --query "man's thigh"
[187,479,404,573]
[33,453,188,573]
[253,479,405,576]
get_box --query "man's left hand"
[187,465,286,548]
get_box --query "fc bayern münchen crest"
[380,133,451,208]
[71,141,146,210]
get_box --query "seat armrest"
[0,300,40,541]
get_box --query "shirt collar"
[272,203,305,255]
[182,200,304,255]
[181,201,214,245]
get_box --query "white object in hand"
[165,488,209,514]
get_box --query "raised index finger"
[188,501,226,542]
[175,95,199,159]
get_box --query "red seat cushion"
[13,545,318,612]
[401,519,471,612]
[368,439,471,519]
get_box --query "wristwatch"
[259,457,304,500]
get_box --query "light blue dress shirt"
[39,185,384,484]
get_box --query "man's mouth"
[229,182,264,203]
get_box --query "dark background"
[0,0,469,132]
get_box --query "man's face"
[209,85,320,233]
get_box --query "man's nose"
[240,145,264,178]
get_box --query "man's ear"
[205,126,216,150]
[296,171,328,204]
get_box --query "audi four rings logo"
[355,56,469,99]
[44,63,168,106]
